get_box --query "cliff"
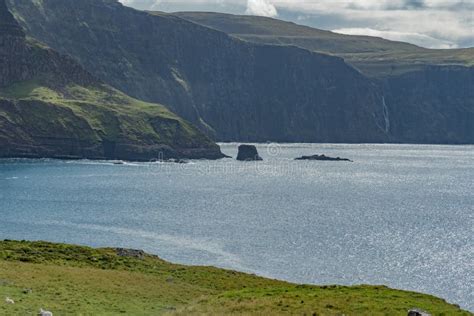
[7,0,390,143]
[175,12,474,144]
[7,1,473,144]
[384,66,474,144]
[175,12,474,78]
[0,0,224,161]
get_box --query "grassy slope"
[0,241,470,315]
[0,29,219,159]
[172,12,474,77]
[0,80,211,150]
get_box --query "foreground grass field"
[0,240,470,315]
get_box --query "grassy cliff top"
[0,78,220,160]
[0,80,205,144]
[0,240,470,315]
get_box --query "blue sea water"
[0,143,473,310]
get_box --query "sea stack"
[237,145,263,161]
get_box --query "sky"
[118,0,474,49]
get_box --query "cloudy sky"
[119,0,474,49]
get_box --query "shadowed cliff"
[8,0,391,143]
[0,0,224,160]
[7,0,474,144]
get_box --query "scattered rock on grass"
[408,308,431,316]
[115,248,146,259]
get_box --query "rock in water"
[237,145,263,161]
[295,154,352,162]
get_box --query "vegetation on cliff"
[0,240,470,315]
[7,0,393,143]
[0,0,223,160]
[8,0,473,144]
[0,80,223,160]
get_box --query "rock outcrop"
[408,309,431,316]
[295,155,352,162]
[115,248,146,260]
[0,0,225,161]
[237,145,262,161]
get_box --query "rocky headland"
[0,0,225,161]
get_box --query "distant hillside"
[174,12,474,78]
[7,0,474,144]
[0,0,224,161]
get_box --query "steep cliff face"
[8,0,472,144]
[0,15,95,88]
[384,66,474,144]
[175,12,474,144]
[0,0,23,37]
[0,0,224,160]
[8,0,390,143]
[175,12,474,78]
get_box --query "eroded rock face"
[0,0,225,161]
[0,97,225,161]
[8,0,390,143]
[408,309,431,316]
[384,66,474,144]
[0,0,96,89]
[0,0,23,37]
[237,145,262,161]
[116,248,146,260]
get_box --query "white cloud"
[245,0,278,17]
[274,0,473,48]
[333,28,458,49]
[119,0,162,10]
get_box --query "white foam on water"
[29,219,246,271]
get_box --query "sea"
[1,143,473,310]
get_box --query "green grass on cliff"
[0,80,209,147]
[0,240,470,315]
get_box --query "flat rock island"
[295,154,352,162]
